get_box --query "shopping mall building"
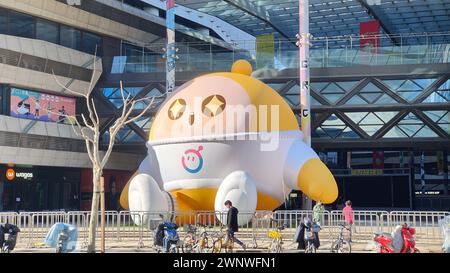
[0,0,448,212]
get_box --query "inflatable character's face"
[149,61,299,141]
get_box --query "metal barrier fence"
[1,209,448,250]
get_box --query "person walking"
[342,200,354,242]
[313,201,325,225]
[34,98,40,118]
[294,218,307,250]
[224,200,246,251]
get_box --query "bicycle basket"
[268,230,282,239]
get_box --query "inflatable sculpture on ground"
[120,60,338,225]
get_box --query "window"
[36,19,59,44]
[60,26,81,50]
[82,32,102,55]
[0,8,8,34]
[9,11,35,38]
[0,9,104,56]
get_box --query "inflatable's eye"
[168,99,186,120]
[202,95,226,117]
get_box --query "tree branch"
[124,97,156,125]
[52,72,86,98]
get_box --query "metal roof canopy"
[175,0,450,44]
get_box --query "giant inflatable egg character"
[120,60,338,225]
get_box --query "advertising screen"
[10,87,76,124]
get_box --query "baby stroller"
[0,223,20,253]
[44,223,78,253]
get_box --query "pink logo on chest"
[181,146,204,174]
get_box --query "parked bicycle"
[330,223,352,253]
[267,225,285,253]
[181,224,211,253]
[211,226,235,253]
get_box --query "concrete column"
[444,151,449,196]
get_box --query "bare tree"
[52,54,156,253]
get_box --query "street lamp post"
[298,0,312,210]
[166,0,176,93]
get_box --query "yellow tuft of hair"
[231,60,253,76]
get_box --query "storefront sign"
[5,168,33,181]
[6,169,15,181]
[16,172,34,180]
[415,191,441,195]
[351,169,384,176]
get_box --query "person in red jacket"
[342,200,354,242]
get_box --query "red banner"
[372,151,384,169]
[360,20,380,53]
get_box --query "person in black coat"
[224,200,246,250]
[294,220,307,250]
[294,217,321,250]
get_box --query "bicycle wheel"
[226,238,234,253]
[225,244,233,253]
[212,239,222,253]
[305,242,316,253]
[169,244,179,253]
[181,236,194,253]
[268,240,281,253]
[331,240,351,253]
[198,237,209,253]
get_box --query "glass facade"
[0,7,102,56]
[102,86,144,108]
[36,19,59,44]
[113,43,163,74]
[273,77,450,141]
[82,31,102,55]
[0,165,81,211]
[60,25,82,51]
[99,85,165,144]
[384,78,436,102]
[9,11,35,39]
[0,9,7,34]
[424,79,450,103]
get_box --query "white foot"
[128,174,170,226]
[214,171,258,226]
